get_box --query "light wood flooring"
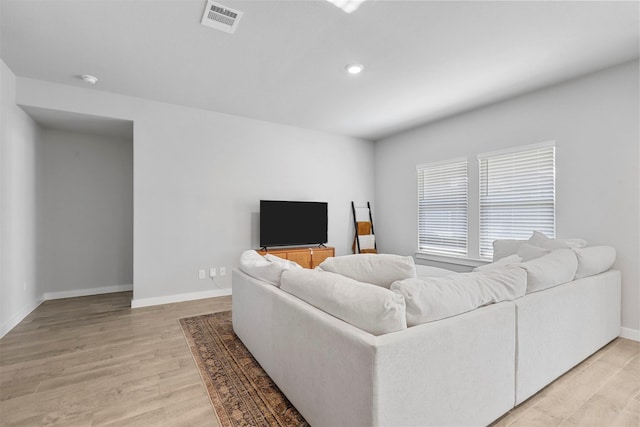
[492,337,639,427]
[0,292,638,426]
[1,292,227,426]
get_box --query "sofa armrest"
[232,269,378,427]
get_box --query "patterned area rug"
[179,311,309,427]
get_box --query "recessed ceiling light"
[80,74,98,84]
[345,64,364,75]
[326,0,367,14]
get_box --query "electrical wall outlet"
[198,269,206,279]
[220,267,226,276]
[210,267,217,278]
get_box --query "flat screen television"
[260,200,328,248]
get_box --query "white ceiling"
[1,0,638,140]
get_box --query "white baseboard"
[130,288,232,308]
[43,284,133,300]
[619,327,640,342]
[0,297,45,339]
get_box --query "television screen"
[260,200,328,248]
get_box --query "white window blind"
[417,159,468,256]
[478,142,556,258]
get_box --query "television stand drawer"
[256,246,334,269]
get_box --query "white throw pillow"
[492,239,527,261]
[280,268,407,336]
[390,266,526,326]
[519,248,578,293]
[528,231,587,250]
[264,253,301,269]
[239,250,301,286]
[517,243,551,262]
[357,234,376,250]
[318,254,417,288]
[474,254,523,272]
[573,246,616,279]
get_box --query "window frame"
[415,141,557,263]
[477,141,556,259]
[416,157,469,257]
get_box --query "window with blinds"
[417,159,468,256]
[478,142,556,258]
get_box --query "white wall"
[15,78,375,306]
[40,129,133,297]
[375,60,639,334]
[0,59,44,336]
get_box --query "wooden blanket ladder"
[352,201,377,254]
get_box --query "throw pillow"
[528,231,587,250]
[239,250,301,286]
[318,253,417,288]
[492,239,527,261]
[517,243,551,262]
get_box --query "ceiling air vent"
[201,0,243,34]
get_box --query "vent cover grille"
[201,0,243,34]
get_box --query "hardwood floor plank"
[564,353,640,426]
[102,407,166,427]
[524,345,633,421]
[612,390,639,427]
[510,406,563,427]
[491,339,640,426]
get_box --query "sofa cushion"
[318,254,416,288]
[264,253,301,268]
[390,266,526,326]
[415,264,456,277]
[519,248,578,293]
[492,232,587,261]
[573,246,616,279]
[474,254,523,272]
[239,250,301,286]
[280,268,407,336]
[517,243,551,261]
[528,231,587,250]
[492,239,527,261]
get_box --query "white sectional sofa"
[232,240,620,426]
[513,270,620,404]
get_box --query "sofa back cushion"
[573,246,616,279]
[492,231,587,261]
[239,250,301,286]
[318,254,416,288]
[519,248,578,293]
[517,243,551,262]
[474,254,522,272]
[390,266,526,326]
[280,268,407,336]
[415,264,456,277]
[493,239,527,261]
[528,231,587,250]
